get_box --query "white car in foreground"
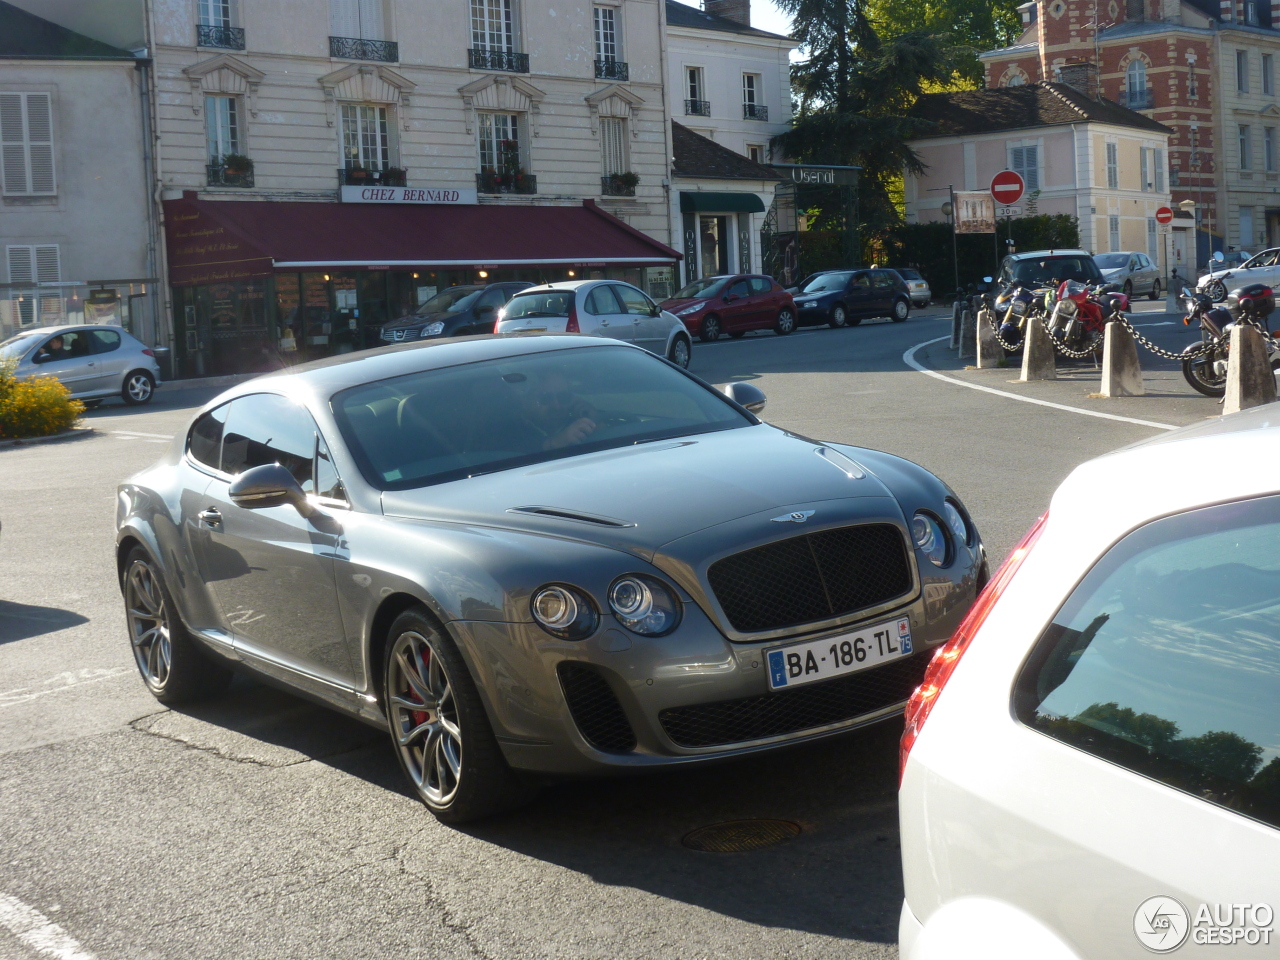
[898,408,1280,959]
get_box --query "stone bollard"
[1019,315,1057,381]
[950,301,963,348]
[976,308,1003,368]
[1100,320,1145,397]
[958,306,976,360]
[1223,323,1278,414]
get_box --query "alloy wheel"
[670,337,691,368]
[830,305,847,328]
[776,309,795,334]
[126,561,172,689]
[388,630,462,806]
[892,300,909,321]
[126,373,153,403]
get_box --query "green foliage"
[0,359,84,439]
[866,0,1024,85]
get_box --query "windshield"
[332,346,750,490]
[1010,256,1102,285]
[1094,254,1129,269]
[416,287,482,316]
[503,289,575,319]
[895,268,922,281]
[800,272,854,293]
[0,332,39,360]
[1243,250,1280,269]
[671,277,729,299]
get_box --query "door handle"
[87,362,95,367]
[198,508,222,527]
[600,319,609,326]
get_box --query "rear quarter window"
[1014,496,1280,830]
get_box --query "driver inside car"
[522,370,601,450]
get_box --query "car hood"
[795,290,837,300]
[383,310,461,330]
[660,298,707,312]
[380,424,896,559]
[1100,268,1124,279]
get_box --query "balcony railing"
[685,99,711,117]
[595,58,629,81]
[207,164,254,188]
[196,23,245,50]
[743,102,768,121]
[338,166,406,187]
[477,171,537,194]
[468,48,530,73]
[329,36,398,62]
[601,175,636,197]
[1125,87,1155,109]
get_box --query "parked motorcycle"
[1180,282,1280,397]
[994,281,1040,349]
[1044,280,1129,357]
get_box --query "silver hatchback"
[0,325,162,405]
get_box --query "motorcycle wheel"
[1207,280,1228,303]
[1182,342,1226,398]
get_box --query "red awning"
[162,195,680,286]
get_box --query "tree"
[867,0,1024,86]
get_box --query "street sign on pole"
[955,192,996,234]
[990,170,1025,207]
[1155,206,1174,224]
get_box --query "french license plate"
[766,617,913,691]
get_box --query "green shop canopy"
[679,191,765,214]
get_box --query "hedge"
[0,363,84,439]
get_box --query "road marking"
[1133,321,1177,327]
[0,667,132,710]
[109,430,173,440]
[903,336,1177,431]
[0,894,96,960]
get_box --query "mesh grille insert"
[659,651,928,748]
[707,523,913,633]
[557,662,637,753]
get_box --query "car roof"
[514,279,611,291]
[23,325,132,336]
[1006,249,1091,260]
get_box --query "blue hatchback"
[788,268,912,328]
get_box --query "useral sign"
[340,186,479,204]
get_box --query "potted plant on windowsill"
[382,166,407,186]
[346,164,368,184]
[219,153,253,186]
[606,171,639,195]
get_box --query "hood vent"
[507,505,636,528]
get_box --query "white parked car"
[899,408,1280,959]
[0,324,161,405]
[1197,248,1280,300]
[494,279,692,368]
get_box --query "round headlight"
[608,574,682,636]
[911,512,949,567]
[531,585,598,640]
[420,321,446,337]
[942,501,969,546]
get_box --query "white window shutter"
[330,0,359,37]
[601,118,625,175]
[1,94,27,195]
[34,244,60,284]
[7,245,33,284]
[25,94,54,195]
[358,0,383,39]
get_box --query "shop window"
[205,95,240,163]
[341,103,392,170]
[0,92,55,196]
[471,0,516,53]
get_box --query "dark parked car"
[380,282,532,343]
[790,269,911,327]
[660,274,797,341]
[116,335,985,823]
[996,249,1103,292]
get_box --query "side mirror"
[717,381,767,414]
[723,294,736,303]
[229,463,314,516]
[1213,251,1226,263]
[477,304,497,316]
[983,276,993,283]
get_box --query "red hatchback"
[659,274,797,342]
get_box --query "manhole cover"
[681,819,801,853]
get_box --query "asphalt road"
[0,306,1225,960]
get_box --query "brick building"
[980,0,1280,269]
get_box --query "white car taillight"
[898,511,1049,784]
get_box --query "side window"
[1015,495,1280,831]
[220,393,317,489]
[583,286,621,316]
[849,272,868,288]
[613,284,655,315]
[872,271,894,290]
[314,434,345,501]
[477,286,506,309]
[726,279,751,300]
[90,329,122,353]
[749,277,772,295]
[188,402,230,470]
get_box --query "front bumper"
[794,304,830,322]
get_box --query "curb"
[156,372,261,393]
[0,427,94,449]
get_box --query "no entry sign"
[990,170,1025,206]
[1155,206,1174,224]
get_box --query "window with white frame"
[747,144,764,164]
[1267,127,1276,171]
[1010,143,1039,191]
[6,243,61,326]
[687,67,703,102]
[205,95,240,164]
[1238,50,1249,93]
[1240,123,1252,170]
[1108,215,1120,251]
[600,117,627,175]
[593,6,618,62]
[1247,0,1260,25]
[471,0,515,53]
[340,103,391,170]
[1106,141,1118,189]
[0,93,55,196]
[330,0,384,39]
[742,73,759,106]
[478,112,522,172]
[1266,54,1275,96]
[1126,59,1147,104]
[198,0,232,27]
[1154,146,1164,192]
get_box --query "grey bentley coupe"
[116,335,986,822]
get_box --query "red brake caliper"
[410,646,429,728]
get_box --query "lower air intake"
[557,662,637,753]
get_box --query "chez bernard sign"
[340,185,479,204]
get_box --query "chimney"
[703,0,750,26]
[1058,59,1100,99]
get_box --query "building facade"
[906,82,1174,272]
[0,1,158,346]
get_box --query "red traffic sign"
[990,170,1025,205]
[1156,206,1174,224]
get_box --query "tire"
[1123,280,1133,298]
[891,298,910,322]
[122,370,155,406]
[384,608,536,823]
[829,304,848,329]
[1181,341,1226,397]
[668,335,691,369]
[699,315,721,342]
[847,313,862,326]
[1208,279,1228,302]
[1149,279,1162,301]
[774,308,795,335]
[122,546,232,704]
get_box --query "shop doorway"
[700,216,730,277]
